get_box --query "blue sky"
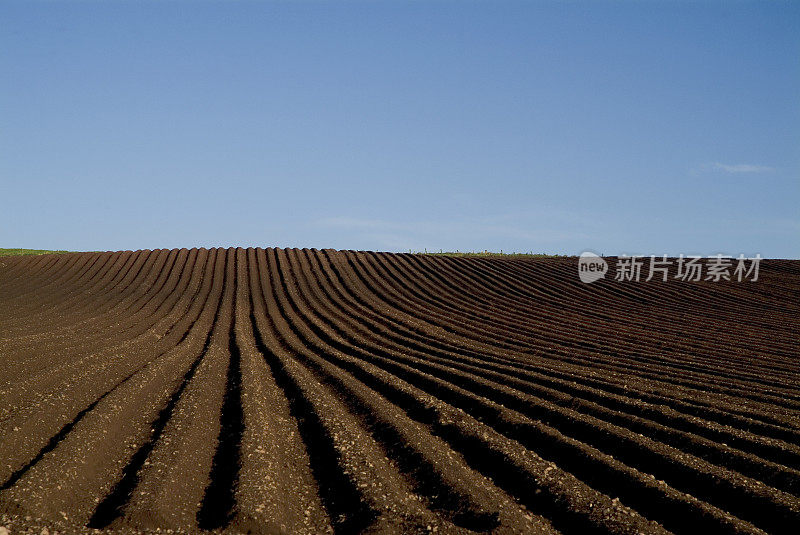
[2,1,798,257]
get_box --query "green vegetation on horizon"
[0,248,71,256]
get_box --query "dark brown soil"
[0,249,798,534]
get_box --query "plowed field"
[1,248,798,534]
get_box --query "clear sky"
[2,1,798,257]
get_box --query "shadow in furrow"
[275,269,793,535]
[197,253,244,530]
[2,253,217,496]
[88,251,229,529]
[308,362,500,532]
[347,355,752,535]
[87,349,207,529]
[0,366,140,491]
[265,296,598,531]
[249,308,376,535]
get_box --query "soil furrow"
[0,248,796,535]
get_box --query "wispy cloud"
[709,162,775,174]
[312,212,600,252]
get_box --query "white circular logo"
[578,251,608,283]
